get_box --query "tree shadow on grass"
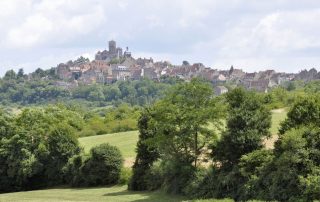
[103,189,185,202]
[69,185,115,190]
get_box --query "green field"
[79,131,139,158]
[0,185,185,202]
[270,108,288,135]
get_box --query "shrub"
[66,143,123,187]
[128,111,159,191]
[78,128,96,137]
[45,124,81,185]
[118,167,132,185]
[160,160,196,194]
[144,162,165,191]
[82,143,123,186]
[182,168,208,198]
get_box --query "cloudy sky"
[0,0,319,75]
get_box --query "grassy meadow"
[0,185,185,202]
[79,130,139,158]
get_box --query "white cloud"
[0,0,319,74]
[2,0,106,49]
[219,9,320,57]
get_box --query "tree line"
[0,106,125,192]
[0,71,178,107]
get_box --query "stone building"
[95,40,123,61]
[215,86,228,96]
[112,65,131,81]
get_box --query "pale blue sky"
[0,0,319,75]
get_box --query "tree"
[131,79,224,194]
[229,65,234,75]
[258,127,320,201]
[150,79,224,168]
[74,56,90,65]
[34,68,46,78]
[17,68,24,78]
[213,88,271,166]
[182,60,190,66]
[0,106,83,192]
[129,110,159,191]
[45,124,81,184]
[286,81,296,91]
[240,98,320,201]
[73,143,123,186]
[3,70,16,80]
[210,88,271,200]
[279,96,320,134]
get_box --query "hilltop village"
[55,40,319,94]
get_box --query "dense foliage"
[130,79,225,194]
[129,110,159,191]
[65,143,123,187]
[0,106,82,192]
[130,82,320,202]
[0,71,176,107]
[79,104,140,137]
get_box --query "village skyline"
[48,39,319,95]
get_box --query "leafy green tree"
[213,88,271,166]
[68,143,123,187]
[0,106,83,192]
[45,124,81,184]
[34,68,46,78]
[257,127,319,201]
[134,79,225,194]
[210,88,271,200]
[280,96,320,134]
[150,79,223,168]
[129,110,159,191]
[3,70,16,80]
[238,149,274,200]
[286,82,296,91]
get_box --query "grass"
[270,108,288,135]
[79,131,139,158]
[0,185,185,202]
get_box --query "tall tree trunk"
[194,131,198,168]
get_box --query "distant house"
[212,74,226,85]
[142,68,158,80]
[131,68,143,80]
[215,86,228,96]
[229,68,245,79]
[112,65,131,81]
[248,79,271,93]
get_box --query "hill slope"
[79,131,139,158]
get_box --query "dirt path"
[271,108,286,113]
[263,134,279,149]
[124,157,135,168]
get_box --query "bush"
[78,128,96,137]
[66,143,123,187]
[158,160,196,195]
[118,167,132,185]
[182,168,208,198]
[45,124,81,185]
[144,162,165,191]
